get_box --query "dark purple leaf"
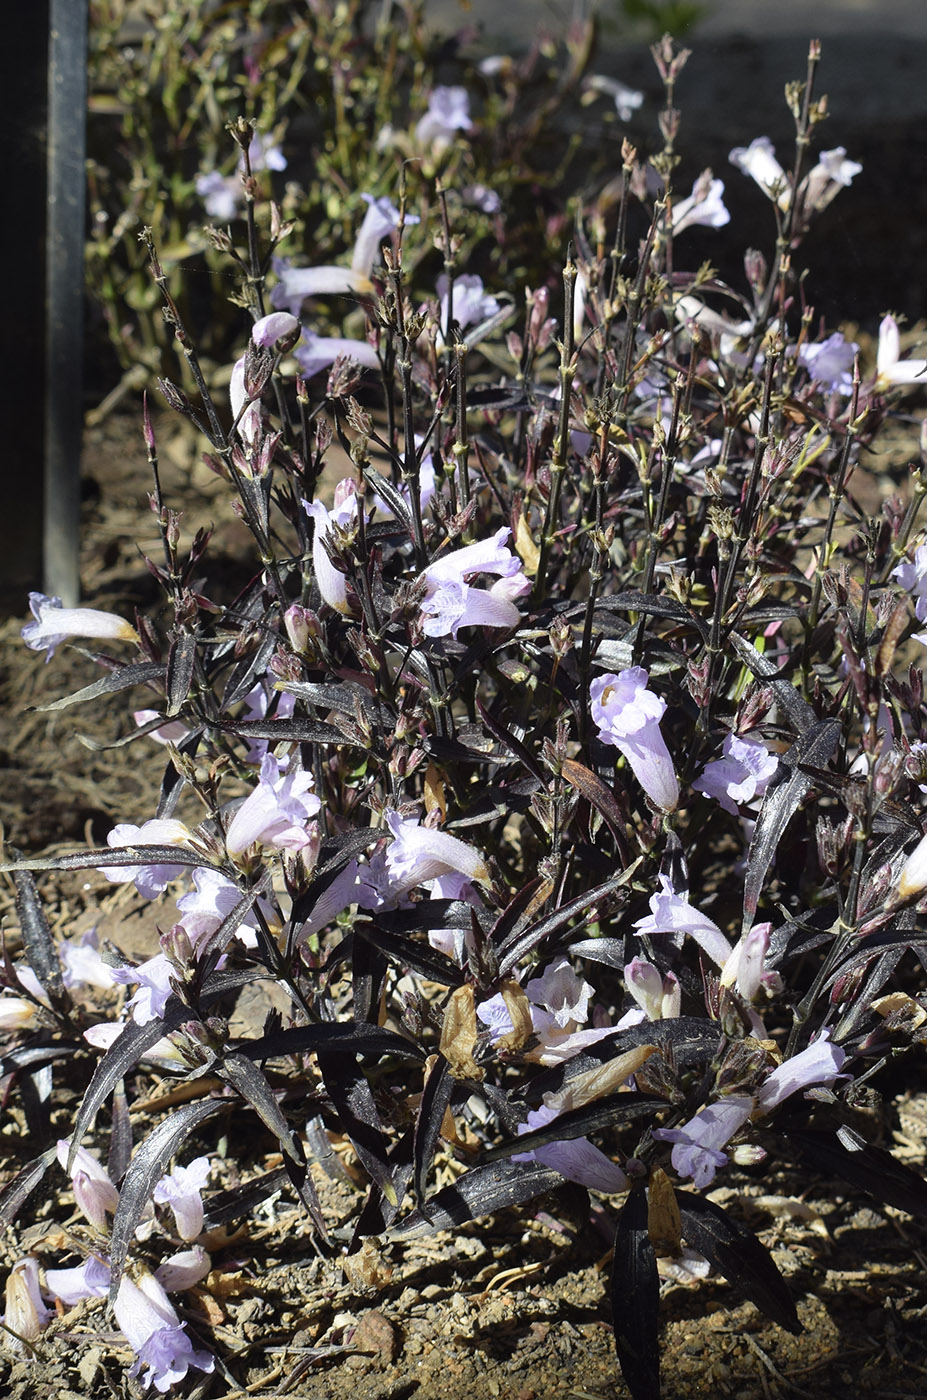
[352,1127,416,1242]
[220,617,280,709]
[497,871,634,975]
[218,715,356,745]
[219,1051,302,1161]
[392,1159,563,1237]
[413,1058,454,1205]
[0,1147,57,1223]
[30,661,164,713]
[108,1098,227,1299]
[108,1082,133,1183]
[677,1193,800,1333]
[743,719,841,934]
[12,867,66,1011]
[612,1187,661,1400]
[1,847,220,876]
[201,1166,290,1230]
[353,917,465,989]
[567,936,627,969]
[482,1095,665,1162]
[594,591,707,637]
[727,631,816,730]
[786,1128,927,1216]
[317,1053,394,1198]
[238,1021,425,1062]
[561,759,629,852]
[165,631,197,716]
[276,679,379,719]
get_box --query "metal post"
[44,0,87,606]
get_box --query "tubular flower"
[419,528,529,638]
[671,171,730,234]
[652,1096,754,1189]
[755,1031,847,1112]
[729,136,789,206]
[225,753,321,857]
[384,812,490,895]
[513,1103,629,1193]
[303,480,359,613]
[56,1139,120,1230]
[100,819,193,900]
[153,1157,211,1241]
[877,314,927,389]
[633,875,733,967]
[414,86,472,154]
[113,1272,214,1393]
[694,733,779,815]
[590,668,679,811]
[22,593,139,662]
[271,194,409,314]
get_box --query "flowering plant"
[6,21,927,1400]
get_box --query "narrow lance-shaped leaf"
[677,1192,800,1334]
[391,1159,563,1237]
[413,1057,455,1205]
[742,718,841,935]
[612,1186,661,1400]
[561,758,630,855]
[316,1052,396,1201]
[0,1147,58,1224]
[108,1098,227,1299]
[218,1051,303,1162]
[165,630,197,717]
[13,867,66,1011]
[786,1127,927,1217]
[29,661,164,713]
[498,871,632,975]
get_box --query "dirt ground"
[1,407,927,1398]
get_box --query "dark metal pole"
[44,0,87,606]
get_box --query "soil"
[1,407,927,1399]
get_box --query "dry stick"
[532,254,578,605]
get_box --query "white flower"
[797,332,858,395]
[584,74,644,122]
[633,875,733,967]
[57,1138,120,1230]
[729,136,789,207]
[22,593,139,662]
[114,1273,214,1392]
[303,480,359,614]
[877,315,927,389]
[893,542,927,623]
[153,1157,211,1241]
[414,86,472,154]
[384,812,490,893]
[671,172,730,234]
[225,753,321,857]
[694,733,779,815]
[590,668,679,811]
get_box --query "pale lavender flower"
[251,310,299,350]
[114,1272,214,1393]
[652,1096,754,1189]
[153,1157,211,1241]
[0,994,40,1033]
[2,1258,51,1348]
[633,874,733,967]
[60,927,116,991]
[798,332,858,395]
[154,1247,211,1293]
[175,867,270,950]
[110,953,176,1026]
[271,195,409,314]
[892,542,927,623]
[800,147,862,214]
[248,133,286,173]
[196,170,239,221]
[22,592,139,662]
[57,1139,120,1230]
[584,74,645,122]
[671,172,730,234]
[755,1031,847,1112]
[100,819,192,899]
[238,680,297,765]
[434,273,500,346]
[617,957,680,1028]
[720,922,778,1002]
[877,315,927,388]
[225,753,321,857]
[463,183,501,214]
[525,958,594,1029]
[384,812,489,894]
[729,136,789,206]
[898,827,927,899]
[693,733,779,815]
[45,1255,111,1306]
[133,710,190,746]
[513,1103,629,1192]
[303,481,359,614]
[419,528,529,639]
[293,332,380,380]
[590,668,679,811]
[414,86,472,153]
